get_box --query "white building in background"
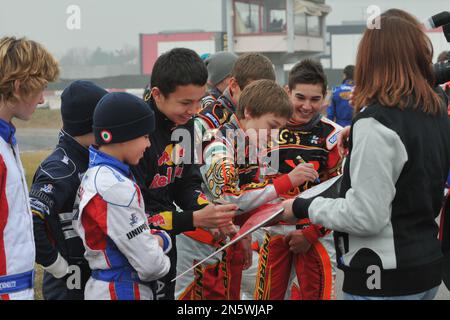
[225,0,331,83]
[140,0,331,84]
[325,24,448,70]
[321,0,449,68]
[139,0,448,84]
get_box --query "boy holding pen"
[247,59,343,300]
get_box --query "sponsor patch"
[148,211,173,231]
[129,213,139,227]
[40,184,54,194]
[30,198,51,216]
[61,156,70,165]
[126,223,149,240]
[205,113,220,128]
[29,189,55,209]
[328,133,338,145]
[197,192,209,206]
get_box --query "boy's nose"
[301,101,312,110]
[38,92,45,105]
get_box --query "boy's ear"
[151,87,162,103]
[12,80,22,98]
[229,77,240,92]
[284,85,290,95]
[227,77,235,89]
[243,107,251,120]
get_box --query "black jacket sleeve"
[132,152,197,235]
[172,164,209,211]
[30,161,74,267]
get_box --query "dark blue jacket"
[30,131,91,299]
[327,79,355,127]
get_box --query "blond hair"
[0,37,59,104]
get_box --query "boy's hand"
[210,228,226,242]
[337,126,351,157]
[44,253,69,279]
[285,230,311,254]
[151,229,172,253]
[241,235,253,270]
[220,224,239,238]
[287,163,319,188]
[210,224,239,241]
[156,235,164,247]
[280,198,298,224]
[193,204,237,229]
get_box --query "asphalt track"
[17,128,60,152]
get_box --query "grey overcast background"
[0,0,448,57]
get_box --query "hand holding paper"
[281,175,343,222]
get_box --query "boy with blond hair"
[0,36,59,300]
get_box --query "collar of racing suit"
[228,113,245,131]
[224,114,252,156]
[286,114,322,131]
[88,145,131,177]
[343,79,354,86]
[220,87,238,114]
[147,97,177,132]
[0,118,17,146]
[59,129,90,160]
[209,87,222,100]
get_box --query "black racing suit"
[30,131,91,300]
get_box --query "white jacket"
[73,149,170,291]
[0,122,35,299]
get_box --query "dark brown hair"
[437,51,450,63]
[353,14,442,115]
[288,59,327,96]
[343,65,355,81]
[237,79,293,120]
[231,53,276,90]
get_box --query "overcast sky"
[0,0,447,57]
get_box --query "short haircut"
[288,59,327,95]
[150,48,207,97]
[343,65,355,81]
[0,37,59,105]
[231,53,276,90]
[437,51,450,63]
[237,79,293,120]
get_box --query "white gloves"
[44,253,69,279]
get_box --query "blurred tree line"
[59,45,138,66]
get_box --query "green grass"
[15,108,62,129]
[21,150,52,300]
[34,264,44,300]
[22,150,52,187]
